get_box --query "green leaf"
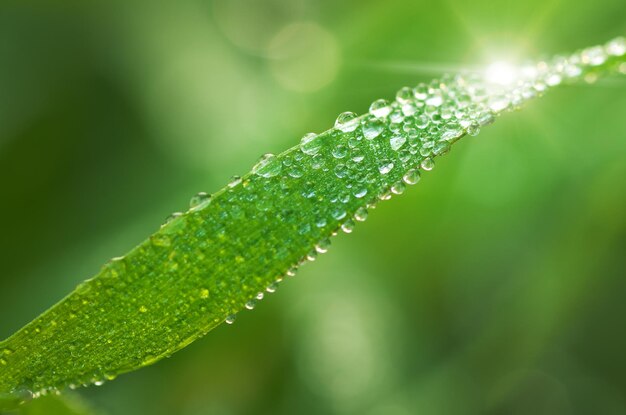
[0,37,624,408]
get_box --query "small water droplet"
[353,187,368,199]
[606,37,626,56]
[369,99,392,118]
[335,112,359,132]
[286,267,297,277]
[389,135,406,151]
[189,192,211,210]
[391,181,406,195]
[363,118,384,140]
[378,161,394,175]
[354,207,368,222]
[266,282,279,293]
[466,122,480,136]
[341,219,355,233]
[300,132,322,155]
[253,153,282,178]
[581,46,607,66]
[396,86,413,103]
[228,176,242,187]
[402,169,421,185]
[245,300,256,310]
[420,158,435,171]
[332,144,348,159]
[225,314,237,324]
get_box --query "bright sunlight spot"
[485,61,518,85]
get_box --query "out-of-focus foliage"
[0,1,625,414]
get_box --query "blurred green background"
[1,1,625,414]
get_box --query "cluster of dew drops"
[3,39,624,403]
[196,37,626,327]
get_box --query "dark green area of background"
[1,1,625,414]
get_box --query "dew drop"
[581,46,606,66]
[266,282,279,293]
[606,37,626,56]
[315,238,331,253]
[334,164,348,178]
[300,132,322,155]
[286,267,297,277]
[225,314,237,324]
[391,181,406,195]
[389,135,406,151]
[245,300,256,310]
[353,187,368,199]
[396,86,413,103]
[378,161,394,175]
[253,153,282,178]
[332,144,348,159]
[228,176,242,187]
[189,192,211,210]
[402,169,421,185]
[335,112,359,132]
[354,207,368,222]
[363,119,384,140]
[420,158,435,171]
[341,219,355,234]
[466,122,480,136]
[256,292,264,300]
[369,99,392,118]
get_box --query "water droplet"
[335,112,359,132]
[363,118,384,140]
[396,86,413,103]
[332,144,348,159]
[606,37,626,56]
[402,169,420,185]
[351,148,365,163]
[341,219,355,233]
[378,161,394,175]
[228,176,242,187]
[369,99,392,118]
[300,132,322,155]
[315,238,331,253]
[200,288,210,299]
[256,292,264,300]
[389,135,406,151]
[286,267,297,277]
[466,122,480,136]
[354,207,368,222]
[391,181,406,195]
[165,212,183,224]
[353,187,368,199]
[189,192,211,210]
[254,153,281,178]
[334,164,348,178]
[420,158,435,171]
[413,83,428,100]
[266,282,279,293]
[415,114,430,129]
[581,46,606,66]
[225,314,237,324]
[245,300,256,310]
[287,166,304,178]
